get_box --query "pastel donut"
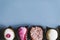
[4,28,15,40]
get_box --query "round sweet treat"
[30,27,43,40]
[18,27,27,40]
[46,29,58,40]
[4,28,15,40]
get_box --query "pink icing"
[18,27,27,40]
[6,34,11,38]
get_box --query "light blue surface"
[0,0,60,27]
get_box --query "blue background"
[0,0,60,27]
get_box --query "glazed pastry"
[4,28,15,40]
[30,27,43,40]
[18,27,27,40]
[46,29,58,40]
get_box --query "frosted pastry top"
[46,29,58,40]
[4,28,15,40]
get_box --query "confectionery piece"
[4,28,15,40]
[18,27,27,40]
[46,29,58,40]
[30,27,43,40]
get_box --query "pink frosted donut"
[18,27,27,40]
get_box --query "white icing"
[4,28,15,40]
[47,29,58,40]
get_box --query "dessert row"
[0,25,60,40]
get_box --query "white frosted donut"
[46,29,58,40]
[4,28,15,40]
